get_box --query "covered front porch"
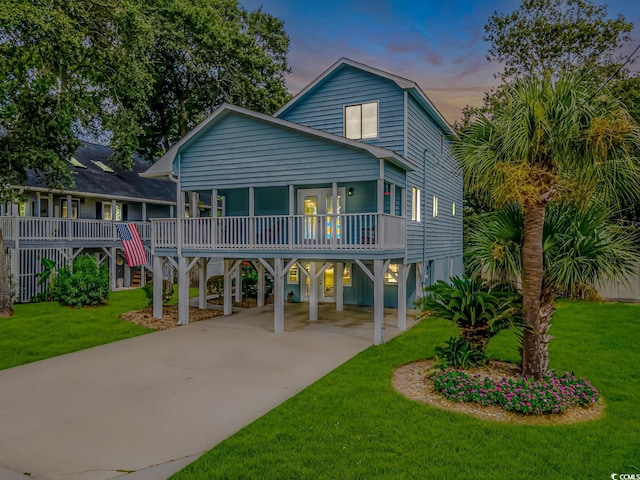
[152,256,414,345]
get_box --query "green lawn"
[0,286,203,370]
[173,300,640,480]
[0,289,153,370]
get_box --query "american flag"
[115,223,147,267]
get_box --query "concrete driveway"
[0,303,413,480]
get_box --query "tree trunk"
[521,203,547,378]
[0,228,13,317]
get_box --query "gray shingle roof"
[25,142,176,203]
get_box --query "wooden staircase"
[130,269,142,287]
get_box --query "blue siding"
[255,186,288,215]
[278,66,405,155]
[179,113,381,191]
[383,161,405,186]
[405,93,463,277]
[342,181,377,214]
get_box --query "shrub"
[431,369,600,415]
[33,257,57,302]
[141,280,174,305]
[417,276,523,351]
[52,255,109,307]
[435,336,486,369]
[207,275,224,296]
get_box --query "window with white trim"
[343,263,352,287]
[102,201,122,221]
[411,187,421,222]
[345,102,378,140]
[288,263,298,284]
[384,264,399,284]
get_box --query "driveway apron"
[0,304,411,480]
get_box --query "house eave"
[144,103,414,177]
[21,186,177,206]
[274,57,455,136]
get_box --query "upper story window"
[345,102,378,140]
[101,201,122,221]
[411,187,421,222]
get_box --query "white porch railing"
[153,213,405,251]
[0,217,152,243]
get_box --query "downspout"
[168,160,181,259]
[422,149,428,287]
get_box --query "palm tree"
[466,201,638,296]
[0,228,12,317]
[453,72,640,378]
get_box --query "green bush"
[207,275,224,296]
[141,280,174,305]
[435,336,486,369]
[417,276,523,351]
[53,255,109,307]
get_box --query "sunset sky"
[241,0,640,124]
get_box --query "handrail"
[0,216,152,243]
[152,213,406,251]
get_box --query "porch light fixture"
[347,187,354,196]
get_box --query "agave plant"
[417,276,523,351]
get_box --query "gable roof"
[25,142,176,204]
[142,103,413,179]
[274,57,455,135]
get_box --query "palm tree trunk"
[0,228,13,317]
[521,203,547,378]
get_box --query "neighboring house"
[143,58,463,344]
[0,142,178,302]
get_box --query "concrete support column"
[199,257,208,309]
[153,256,163,319]
[124,265,131,287]
[335,262,344,312]
[397,264,408,331]
[373,259,385,345]
[234,263,242,303]
[273,258,284,334]
[109,247,117,291]
[257,261,265,307]
[309,262,318,321]
[177,256,189,325]
[223,259,233,315]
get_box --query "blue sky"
[241,0,640,123]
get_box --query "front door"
[301,262,336,302]
[297,188,345,243]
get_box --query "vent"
[69,157,87,168]
[91,160,115,173]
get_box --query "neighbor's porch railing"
[0,216,152,243]
[152,213,405,251]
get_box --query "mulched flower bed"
[120,305,223,330]
[392,360,605,425]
